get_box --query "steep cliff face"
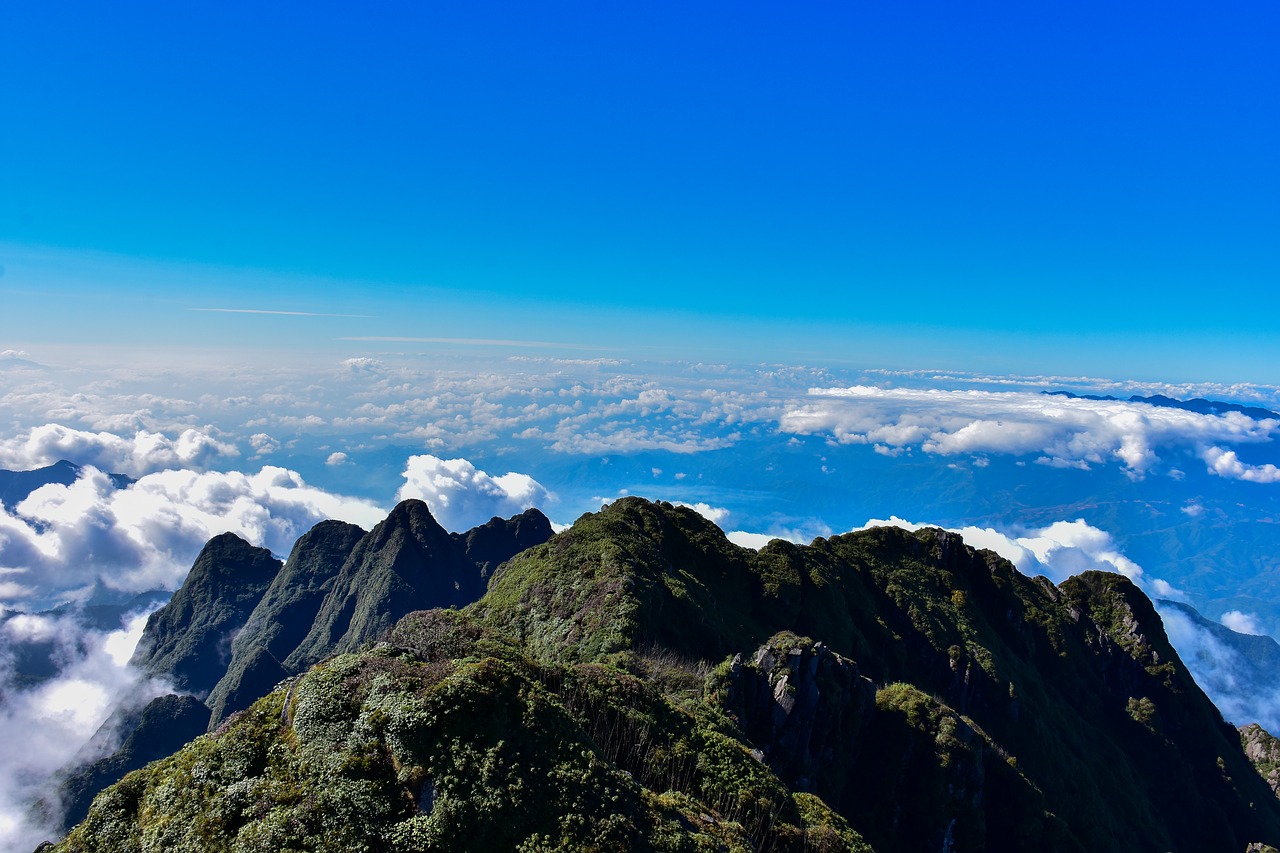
[285,499,484,669]
[452,507,555,579]
[55,694,210,829]
[1243,724,1280,797]
[45,497,1280,852]
[205,519,366,724]
[130,532,281,696]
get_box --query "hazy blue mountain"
[0,590,169,690]
[1043,390,1280,420]
[0,460,133,510]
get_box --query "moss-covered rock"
[45,497,1280,853]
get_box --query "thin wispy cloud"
[340,336,604,350]
[191,308,374,318]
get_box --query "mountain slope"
[54,502,557,833]
[205,518,367,724]
[46,497,1280,852]
[129,532,281,697]
[284,499,489,669]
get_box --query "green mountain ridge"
[41,497,1280,852]
[52,503,553,832]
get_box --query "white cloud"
[248,433,280,457]
[325,452,349,466]
[0,465,385,606]
[1199,446,1280,484]
[396,455,552,532]
[0,607,164,851]
[0,424,239,477]
[1158,604,1280,732]
[1220,610,1265,636]
[673,502,729,525]
[781,386,1280,480]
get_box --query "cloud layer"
[0,425,239,477]
[1,466,385,607]
[782,386,1280,481]
[0,608,160,851]
[397,455,552,532]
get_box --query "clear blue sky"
[2,2,1277,380]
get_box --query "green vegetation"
[48,497,1280,852]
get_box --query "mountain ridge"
[42,497,1280,851]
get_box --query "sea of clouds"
[3,352,1280,846]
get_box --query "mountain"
[53,503,556,831]
[451,506,556,580]
[42,498,1280,852]
[1043,390,1280,421]
[0,459,133,510]
[130,532,283,697]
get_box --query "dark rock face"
[56,694,210,830]
[722,633,876,804]
[130,532,281,697]
[452,507,555,579]
[285,499,484,670]
[204,519,366,724]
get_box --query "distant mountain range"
[38,498,1280,852]
[1044,390,1280,421]
[0,459,133,510]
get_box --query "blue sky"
[4,10,1280,837]
[2,1,1278,380]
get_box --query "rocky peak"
[453,507,554,579]
[1243,723,1280,797]
[719,632,875,801]
[130,533,281,696]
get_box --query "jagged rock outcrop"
[1244,723,1280,797]
[452,507,555,579]
[204,519,366,724]
[130,532,281,696]
[720,632,875,803]
[284,499,485,669]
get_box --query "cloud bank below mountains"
[0,464,385,602]
[782,386,1280,481]
[0,608,159,851]
[0,425,239,478]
